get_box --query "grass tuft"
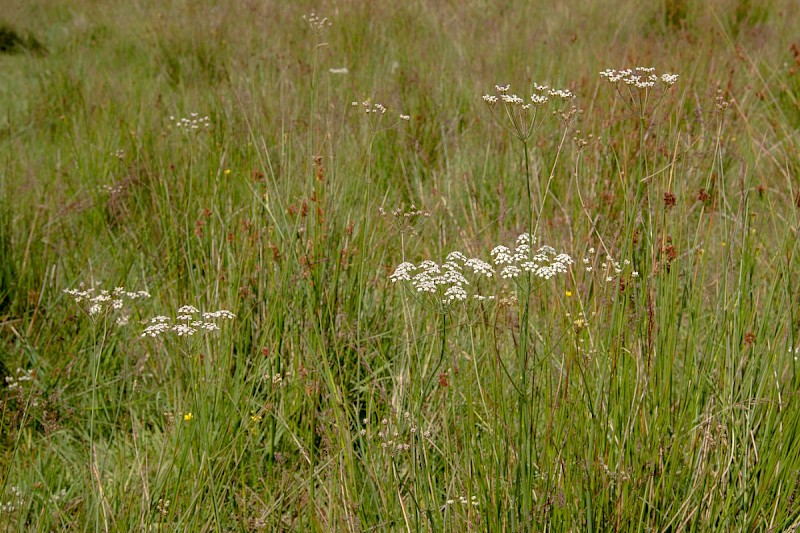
[1,1,800,530]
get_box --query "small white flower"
[390,262,415,282]
[516,233,533,246]
[548,88,574,100]
[172,324,196,336]
[443,285,467,303]
[419,260,439,272]
[538,245,556,255]
[413,275,437,293]
[661,73,679,86]
[491,245,514,265]
[205,309,235,319]
[555,253,574,265]
[602,67,678,88]
[172,113,211,131]
[501,94,524,105]
[464,258,493,276]
[501,265,521,279]
[446,251,467,263]
[141,323,170,338]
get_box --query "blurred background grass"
[1,0,799,530]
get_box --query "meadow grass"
[1,0,800,530]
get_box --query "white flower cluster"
[4,368,34,391]
[581,248,638,281]
[302,12,331,31]
[482,82,575,110]
[490,233,574,280]
[141,305,235,338]
[352,100,387,114]
[446,494,479,507]
[379,204,431,235]
[64,285,150,323]
[99,183,124,195]
[482,83,576,140]
[391,234,574,306]
[170,113,211,131]
[0,486,23,515]
[352,100,412,122]
[390,251,494,306]
[599,67,679,88]
[50,488,67,503]
[362,413,431,457]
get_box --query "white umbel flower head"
[64,283,150,321]
[600,67,678,89]
[483,81,576,141]
[491,235,573,281]
[141,306,235,339]
[390,250,495,308]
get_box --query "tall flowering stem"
[63,284,151,530]
[599,67,679,267]
[302,12,331,154]
[391,236,572,524]
[598,67,678,188]
[391,252,494,404]
[482,83,576,522]
[482,84,575,237]
[483,84,575,509]
[353,100,411,346]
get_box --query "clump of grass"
[0,23,45,55]
[0,201,13,316]
[1,1,800,530]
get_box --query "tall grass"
[1,0,799,530]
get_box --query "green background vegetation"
[1,0,800,530]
